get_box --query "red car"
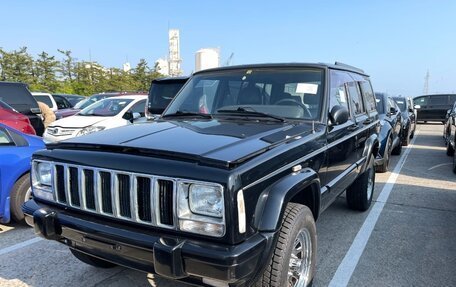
[0,100,36,135]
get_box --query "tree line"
[0,47,164,96]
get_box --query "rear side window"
[414,96,428,106]
[53,96,71,109]
[429,95,448,105]
[347,81,365,115]
[359,81,376,112]
[34,95,54,108]
[0,129,14,145]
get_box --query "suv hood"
[50,119,316,168]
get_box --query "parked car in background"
[52,94,85,107]
[43,95,147,143]
[444,100,456,158]
[71,92,120,111]
[24,62,380,287]
[0,124,45,223]
[375,92,403,172]
[32,92,76,119]
[413,94,456,123]
[0,100,36,135]
[0,82,45,136]
[145,76,189,119]
[71,92,146,111]
[393,96,416,145]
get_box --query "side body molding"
[253,168,320,232]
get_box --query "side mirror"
[132,112,141,121]
[408,107,414,112]
[30,107,41,114]
[329,105,349,126]
[389,107,396,114]
[414,104,421,109]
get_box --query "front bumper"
[23,199,273,286]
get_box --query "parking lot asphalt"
[0,124,455,287]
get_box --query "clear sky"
[1,0,455,96]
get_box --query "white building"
[155,58,169,76]
[168,29,182,76]
[195,48,220,72]
[123,62,131,72]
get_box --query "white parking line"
[0,237,42,256]
[328,132,419,287]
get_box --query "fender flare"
[360,133,379,173]
[253,168,320,232]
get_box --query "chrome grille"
[53,163,175,228]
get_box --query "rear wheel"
[391,138,402,155]
[446,140,455,156]
[70,248,117,268]
[10,173,32,223]
[375,137,391,173]
[347,155,375,211]
[453,153,456,174]
[255,203,316,287]
[402,128,410,146]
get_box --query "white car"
[43,95,147,143]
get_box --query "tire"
[453,154,456,174]
[446,140,455,156]
[10,173,32,223]
[255,203,316,287]
[70,248,117,268]
[375,137,391,173]
[402,129,410,146]
[347,155,375,211]
[391,138,402,155]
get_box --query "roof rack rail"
[334,61,365,73]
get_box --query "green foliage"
[0,47,165,96]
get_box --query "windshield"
[164,68,324,120]
[148,80,187,114]
[393,97,406,111]
[375,94,385,114]
[79,98,133,116]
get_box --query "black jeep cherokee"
[24,63,379,287]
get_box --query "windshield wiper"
[217,107,285,122]
[162,110,213,119]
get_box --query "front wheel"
[70,248,117,268]
[10,173,32,223]
[346,155,375,211]
[255,203,317,287]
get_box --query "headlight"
[77,126,105,136]
[31,160,54,201]
[189,184,223,218]
[37,162,52,186]
[177,182,225,237]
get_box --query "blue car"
[374,93,403,172]
[0,124,45,223]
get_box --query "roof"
[99,95,147,100]
[192,62,369,77]
[0,81,28,87]
[31,92,52,96]
[414,93,456,98]
[152,76,190,83]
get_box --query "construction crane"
[225,53,234,66]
